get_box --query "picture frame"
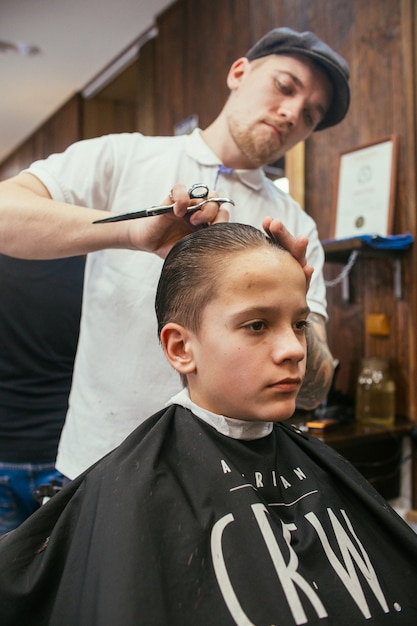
[331,135,398,239]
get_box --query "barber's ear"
[160,323,196,376]
[226,57,250,90]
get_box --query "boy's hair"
[155,222,285,338]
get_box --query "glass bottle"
[355,357,396,426]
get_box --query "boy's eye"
[295,319,309,333]
[246,321,266,332]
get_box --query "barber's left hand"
[262,216,314,290]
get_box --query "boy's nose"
[271,330,306,363]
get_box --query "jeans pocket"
[0,474,20,535]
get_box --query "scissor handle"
[188,183,209,199]
[187,197,234,213]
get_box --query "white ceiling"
[0,0,173,163]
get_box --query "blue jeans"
[0,462,67,535]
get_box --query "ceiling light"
[0,40,41,56]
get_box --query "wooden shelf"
[322,237,408,263]
[322,238,409,300]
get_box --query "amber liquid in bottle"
[355,357,395,426]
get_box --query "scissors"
[93,183,234,224]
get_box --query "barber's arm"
[263,216,334,409]
[0,174,227,260]
[297,312,334,410]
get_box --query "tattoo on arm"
[297,312,335,410]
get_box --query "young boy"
[0,222,416,626]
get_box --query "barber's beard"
[228,118,286,168]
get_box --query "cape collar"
[167,388,273,440]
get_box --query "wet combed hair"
[155,222,287,338]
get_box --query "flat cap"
[245,27,350,131]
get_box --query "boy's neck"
[167,388,273,441]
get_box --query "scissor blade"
[93,197,234,224]
[93,204,177,223]
[93,209,150,223]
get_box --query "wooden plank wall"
[0,96,81,180]
[0,90,139,180]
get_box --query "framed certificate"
[332,135,398,239]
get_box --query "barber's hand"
[262,216,314,290]
[127,184,229,258]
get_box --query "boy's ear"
[160,323,196,376]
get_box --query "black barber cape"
[1,405,417,626]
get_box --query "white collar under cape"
[166,388,273,441]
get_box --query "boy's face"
[186,247,309,422]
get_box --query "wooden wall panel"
[154,3,186,134]
[135,38,157,135]
[0,96,81,180]
[298,0,417,416]
[155,0,254,134]
[0,143,38,182]
[82,99,136,139]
